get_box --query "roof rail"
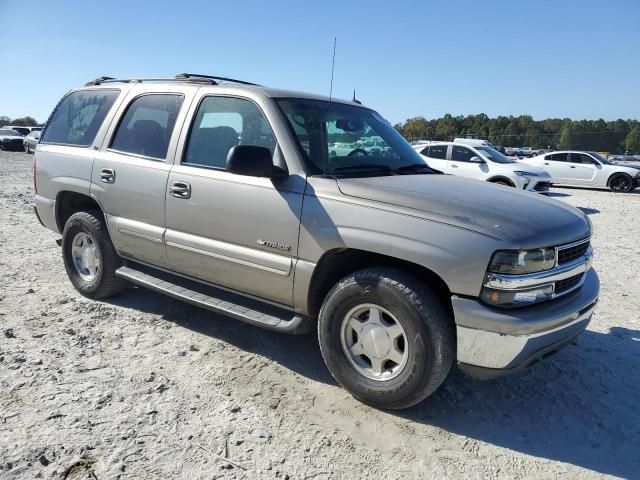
[84,76,217,87]
[175,73,260,86]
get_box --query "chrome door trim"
[165,229,293,276]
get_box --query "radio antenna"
[329,37,337,101]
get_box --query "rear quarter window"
[41,89,120,146]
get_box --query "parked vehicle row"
[33,74,599,409]
[520,151,640,193]
[412,141,551,193]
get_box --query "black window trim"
[106,92,185,162]
[179,93,278,172]
[40,88,121,148]
[451,144,475,162]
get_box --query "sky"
[1,0,639,124]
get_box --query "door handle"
[170,181,191,199]
[570,166,576,168]
[544,162,549,165]
[100,168,115,183]
[451,164,459,168]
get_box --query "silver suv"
[33,74,599,409]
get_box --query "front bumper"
[454,268,599,378]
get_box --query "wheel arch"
[56,191,103,232]
[306,248,453,320]
[486,175,516,187]
[606,171,632,187]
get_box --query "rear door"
[91,85,195,268]
[542,152,570,183]
[421,144,449,173]
[566,153,599,184]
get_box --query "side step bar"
[115,264,312,335]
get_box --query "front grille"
[555,273,584,294]
[534,181,550,191]
[557,240,590,265]
[2,139,24,151]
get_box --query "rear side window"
[41,89,119,146]
[183,96,276,169]
[110,94,184,159]
[547,153,569,162]
[427,145,447,159]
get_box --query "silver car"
[33,74,599,409]
[23,130,41,153]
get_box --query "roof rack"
[84,76,217,87]
[85,73,259,87]
[175,73,260,86]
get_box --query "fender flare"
[486,175,516,187]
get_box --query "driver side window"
[451,145,475,162]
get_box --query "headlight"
[514,170,539,177]
[481,285,554,307]
[488,248,555,274]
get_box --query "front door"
[449,144,486,179]
[164,95,304,306]
[91,88,191,267]
[566,152,599,184]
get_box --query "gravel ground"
[1,150,639,479]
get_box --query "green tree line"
[394,114,640,154]
[0,115,41,127]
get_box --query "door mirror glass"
[226,145,288,179]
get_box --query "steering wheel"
[348,148,368,157]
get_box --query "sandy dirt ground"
[1,150,639,479]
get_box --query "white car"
[519,151,640,193]
[413,141,551,193]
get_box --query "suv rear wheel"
[318,268,454,409]
[62,210,127,299]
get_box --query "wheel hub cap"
[340,303,409,381]
[71,232,100,282]
[360,324,391,359]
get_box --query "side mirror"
[469,156,484,163]
[226,145,288,179]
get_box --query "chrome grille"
[557,238,590,265]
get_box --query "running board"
[115,264,312,335]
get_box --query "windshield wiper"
[396,163,434,173]
[331,164,393,173]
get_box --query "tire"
[61,210,127,299]
[609,173,633,193]
[318,268,455,410]
[24,144,31,154]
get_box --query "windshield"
[0,129,19,136]
[474,146,515,164]
[276,98,434,176]
[588,152,613,165]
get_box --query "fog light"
[481,285,553,307]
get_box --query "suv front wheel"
[318,268,454,409]
[62,210,127,299]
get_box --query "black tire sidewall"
[318,270,448,408]
[62,213,107,295]
[610,174,632,193]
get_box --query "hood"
[337,174,590,247]
[0,134,25,140]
